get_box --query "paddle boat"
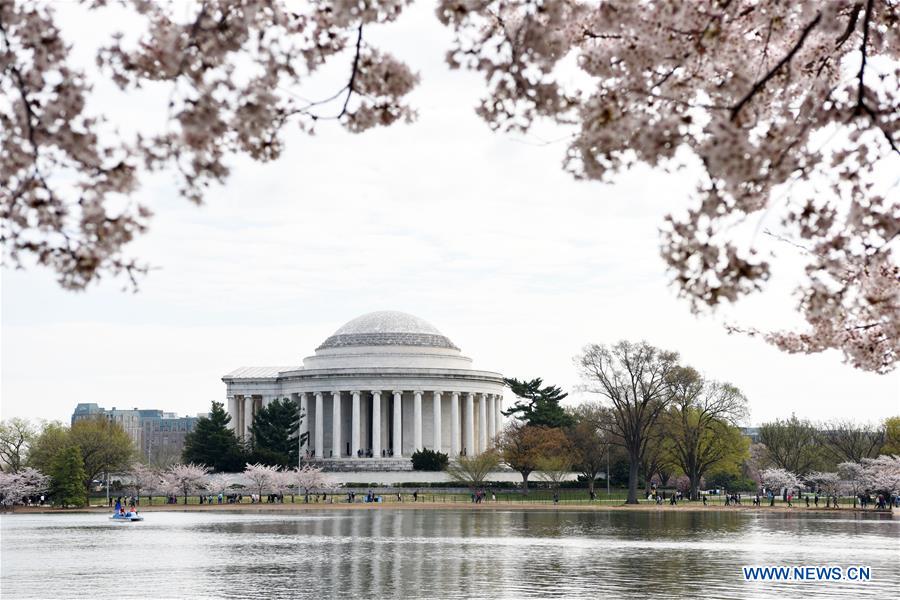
[109,511,144,522]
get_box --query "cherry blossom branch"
[730,11,822,121]
[855,0,873,113]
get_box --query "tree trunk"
[521,471,530,494]
[626,459,639,504]
[588,476,595,494]
[183,493,188,505]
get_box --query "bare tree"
[566,402,612,495]
[446,451,501,490]
[665,368,750,500]
[758,416,823,476]
[576,341,679,504]
[820,420,885,464]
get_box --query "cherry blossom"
[2,0,897,371]
[0,466,49,506]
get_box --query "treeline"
[493,341,898,504]
[0,399,303,506]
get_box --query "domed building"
[222,311,505,467]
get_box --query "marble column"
[332,391,342,458]
[478,393,488,453]
[371,391,382,458]
[450,392,460,456]
[432,391,442,452]
[227,396,236,431]
[315,392,324,459]
[413,391,423,451]
[299,393,309,459]
[392,391,403,457]
[465,393,474,456]
[243,395,254,439]
[351,391,361,458]
[487,394,496,443]
[496,395,503,435]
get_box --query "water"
[2,509,898,598]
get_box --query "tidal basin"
[2,509,898,598]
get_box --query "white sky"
[1,3,898,426]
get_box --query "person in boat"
[114,499,122,512]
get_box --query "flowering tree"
[272,469,296,503]
[128,463,160,504]
[837,461,867,507]
[243,463,279,499]
[165,463,209,504]
[207,473,234,498]
[292,464,337,503]
[441,1,900,373]
[862,454,900,497]
[760,467,801,498]
[3,1,897,371]
[0,467,49,506]
[804,471,843,496]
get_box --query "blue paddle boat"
[110,511,144,522]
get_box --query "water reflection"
[2,509,897,598]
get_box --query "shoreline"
[6,502,896,516]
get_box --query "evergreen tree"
[182,401,245,472]
[50,446,87,507]
[249,397,302,468]
[503,377,574,428]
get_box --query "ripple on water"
[2,509,898,599]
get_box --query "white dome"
[317,311,458,351]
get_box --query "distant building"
[741,427,761,443]
[71,403,206,464]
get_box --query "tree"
[497,422,569,493]
[821,420,885,464]
[243,463,279,498]
[182,401,246,472]
[0,418,35,473]
[576,341,679,504]
[4,3,897,373]
[165,463,209,504]
[502,377,574,428]
[883,417,900,455]
[566,402,612,495]
[249,397,301,468]
[862,455,900,500]
[128,463,160,504]
[536,453,576,490]
[837,461,867,507]
[805,471,842,497]
[207,473,235,498]
[25,422,70,475]
[664,368,750,500]
[441,1,900,373]
[69,418,135,497]
[0,467,49,506]
[49,446,87,507]
[758,416,823,476]
[411,449,449,471]
[292,464,337,503]
[759,467,801,505]
[446,451,501,490]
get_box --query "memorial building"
[222,311,505,466]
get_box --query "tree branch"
[730,12,821,121]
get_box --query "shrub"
[411,449,449,471]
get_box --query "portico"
[223,311,505,464]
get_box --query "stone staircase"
[305,458,413,472]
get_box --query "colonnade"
[229,391,503,459]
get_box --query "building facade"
[71,403,203,462]
[222,311,506,461]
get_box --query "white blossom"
[0,467,50,506]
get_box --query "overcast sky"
[2,3,898,426]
